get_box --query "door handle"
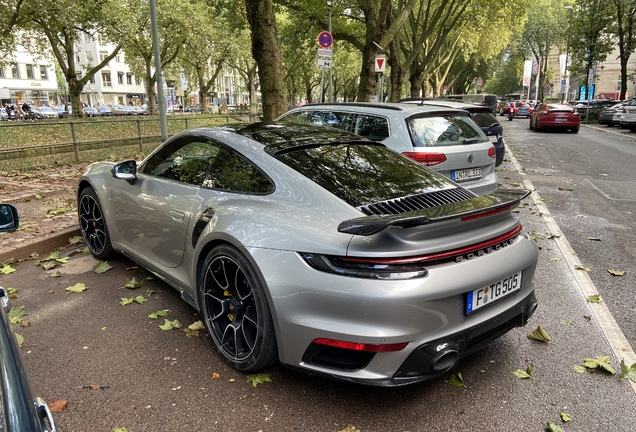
[168,210,186,222]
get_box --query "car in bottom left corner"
[0,203,57,432]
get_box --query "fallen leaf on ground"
[212,372,221,379]
[133,295,147,304]
[184,320,205,337]
[120,297,134,306]
[586,294,602,303]
[546,421,564,432]
[66,283,87,293]
[246,373,272,387]
[94,261,112,274]
[124,277,143,289]
[607,269,625,276]
[15,333,24,347]
[49,399,68,412]
[148,310,168,319]
[582,355,615,375]
[575,265,591,272]
[159,319,182,330]
[449,372,465,387]
[9,305,27,324]
[527,326,551,343]
[618,360,636,383]
[560,412,571,422]
[512,364,534,379]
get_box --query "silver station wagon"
[277,102,498,196]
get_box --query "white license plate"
[466,271,522,314]
[555,117,567,122]
[452,168,481,182]
[489,136,498,143]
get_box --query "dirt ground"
[0,163,87,256]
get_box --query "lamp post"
[327,1,332,103]
[563,5,573,103]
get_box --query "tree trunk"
[245,0,286,121]
[388,41,403,102]
[197,66,210,114]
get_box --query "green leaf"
[94,261,113,274]
[146,289,155,296]
[527,326,551,343]
[573,364,587,373]
[0,264,16,275]
[551,257,562,262]
[66,283,87,293]
[449,372,465,387]
[546,421,564,432]
[586,294,602,303]
[133,295,147,304]
[618,360,636,383]
[40,260,57,270]
[35,192,45,199]
[6,287,18,298]
[582,355,615,375]
[184,320,205,337]
[246,373,272,387]
[560,412,571,422]
[113,428,130,432]
[148,310,168,319]
[607,269,625,276]
[124,277,143,289]
[159,319,182,330]
[560,319,574,326]
[558,186,574,191]
[575,265,591,272]
[120,297,134,306]
[512,364,534,379]
[50,271,62,277]
[15,333,24,347]
[9,305,27,324]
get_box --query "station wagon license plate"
[466,271,522,314]
[489,136,498,143]
[452,168,481,182]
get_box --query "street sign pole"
[327,2,332,103]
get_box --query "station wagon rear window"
[407,115,487,147]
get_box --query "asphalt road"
[3,123,636,431]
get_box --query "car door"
[111,137,221,268]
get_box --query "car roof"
[399,99,491,113]
[282,102,469,117]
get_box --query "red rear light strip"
[461,205,510,221]
[341,224,523,265]
[314,338,408,352]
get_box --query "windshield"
[407,114,488,147]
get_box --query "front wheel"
[78,187,113,259]
[200,245,278,371]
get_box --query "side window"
[142,139,221,186]
[353,115,389,141]
[279,111,310,123]
[203,148,274,194]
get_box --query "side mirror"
[0,203,19,233]
[111,160,137,184]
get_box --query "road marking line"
[506,146,636,392]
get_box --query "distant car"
[84,106,99,117]
[76,122,539,386]
[183,105,202,113]
[618,98,636,131]
[36,106,58,119]
[499,101,517,116]
[97,106,112,116]
[130,105,149,115]
[111,104,131,116]
[1,203,57,431]
[277,102,498,196]
[0,107,7,121]
[399,98,505,167]
[573,99,619,120]
[599,103,625,126]
[514,102,533,118]
[529,103,580,133]
[53,106,72,118]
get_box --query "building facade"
[0,45,58,107]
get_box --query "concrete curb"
[582,123,636,140]
[0,227,81,263]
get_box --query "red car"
[529,103,580,133]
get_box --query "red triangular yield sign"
[377,59,384,69]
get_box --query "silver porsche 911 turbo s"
[77,122,539,386]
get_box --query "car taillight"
[402,152,447,166]
[313,338,408,352]
[488,146,496,158]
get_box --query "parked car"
[84,106,99,117]
[183,105,202,113]
[77,122,538,386]
[53,106,72,118]
[111,104,134,116]
[617,98,636,131]
[1,203,57,431]
[97,106,112,116]
[277,102,497,196]
[529,103,580,133]
[573,99,619,120]
[36,106,58,119]
[598,103,625,126]
[398,98,505,167]
[130,105,149,115]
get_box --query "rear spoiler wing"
[338,189,531,236]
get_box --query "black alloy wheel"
[78,188,113,259]
[201,245,277,371]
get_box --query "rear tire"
[570,127,580,133]
[529,119,534,130]
[200,244,278,372]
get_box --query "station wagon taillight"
[402,152,447,166]
[488,146,496,158]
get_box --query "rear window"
[547,104,574,112]
[274,143,456,207]
[469,111,499,129]
[407,115,488,147]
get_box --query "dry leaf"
[212,372,221,379]
[49,399,69,412]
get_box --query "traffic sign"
[476,76,484,86]
[375,55,386,73]
[317,58,331,68]
[318,31,333,48]
[318,48,333,58]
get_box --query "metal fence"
[0,114,257,170]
